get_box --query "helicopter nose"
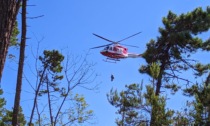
[100,50,106,56]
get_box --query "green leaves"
[67,94,94,124]
[140,6,210,97]
[145,6,209,64]
[10,21,20,47]
[194,63,210,76]
[184,83,210,125]
[39,50,64,73]
[32,50,95,125]
[202,38,210,51]
[107,83,147,125]
[138,6,210,125]
[144,85,174,125]
[150,62,160,80]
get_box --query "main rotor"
[90,32,141,49]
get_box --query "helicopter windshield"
[104,46,109,50]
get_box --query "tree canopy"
[108,6,210,125]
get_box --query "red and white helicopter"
[90,32,142,62]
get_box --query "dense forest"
[0,1,209,126]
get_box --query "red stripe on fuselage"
[100,51,127,58]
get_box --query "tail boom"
[127,53,142,58]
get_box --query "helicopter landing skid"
[103,58,120,63]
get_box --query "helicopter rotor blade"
[121,43,139,48]
[90,44,112,49]
[117,32,141,43]
[93,33,116,43]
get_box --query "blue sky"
[2,1,210,125]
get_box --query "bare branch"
[164,72,193,84]
[27,15,44,19]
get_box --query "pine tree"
[144,63,174,126]
[29,50,64,125]
[107,63,174,125]
[29,50,95,126]
[1,108,26,126]
[0,89,26,126]
[0,89,6,123]
[107,83,148,126]
[140,6,210,96]
[139,6,210,125]
[0,0,22,80]
[184,68,210,125]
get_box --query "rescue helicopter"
[90,32,142,62]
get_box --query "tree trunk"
[46,77,54,126]
[0,0,21,81]
[155,64,164,96]
[12,0,26,125]
[29,67,47,125]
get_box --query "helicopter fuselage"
[100,44,128,59]
[91,32,142,61]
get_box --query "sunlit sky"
[2,1,210,125]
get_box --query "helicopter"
[90,32,142,62]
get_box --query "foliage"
[10,21,20,47]
[39,50,64,73]
[139,6,210,96]
[183,58,210,125]
[8,21,21,60]
[149,62,160,80]
[184,82,210,125]
[107,83,149,126]
[139,6,210,125]
[106,6,210,126]
[144,85,174,126]
[0,89,6,125]
[172,110,191,126]
[0,108,26,126]
[58,94,94,125]
[107,82,174,126]
[0,89,6,118]
[29,50,96,126]
[0,89,26,126]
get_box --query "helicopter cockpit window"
[109,46,113,51]
[104,46,108,50]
